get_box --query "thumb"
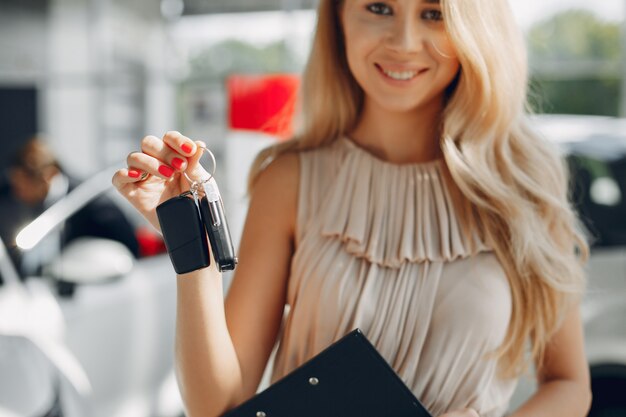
[184,140,211,182]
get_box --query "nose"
[385,16,425,54]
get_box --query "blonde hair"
[248,0,588,377]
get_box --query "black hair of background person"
[0,87,38,172]
[0,178,141,283]
[0,137,140,284]
[0,87,38,284]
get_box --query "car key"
[197,177,238,272]
[156,191,210,274]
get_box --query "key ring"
[183,144,217,191]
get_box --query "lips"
[375,63,428,82]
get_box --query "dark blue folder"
[223,329,432,417]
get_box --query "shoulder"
[252,152,299,196]
[249,152,300,235]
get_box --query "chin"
[384,88,448,113]
[375,98,432,114]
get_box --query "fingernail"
[128,169,141,178]
[181,143,193,154]
[158,165,174,178]
[171,157,185,170]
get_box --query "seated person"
[0,136,139,280]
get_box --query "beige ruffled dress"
[270,136,518,417]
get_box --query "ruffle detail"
[319,137,490,268]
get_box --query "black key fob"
[198,178,238,272]
[156,193,210,274]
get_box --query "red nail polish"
[181,143,192,154]
[158,165,174,178]
[128,169,141,178]
[171,157,185,170]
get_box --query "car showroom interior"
[1,0,625,416]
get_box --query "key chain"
[155,190,210,275]
[156,145,237,273]
[183,145,238,272]
[185,146,223,225]
[184,143,217,192]
[154,145,216,274]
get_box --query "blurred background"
[0,0,625,416]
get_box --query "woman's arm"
[174,153,299,417]
[113,132,299,416]
[508,304,592,417]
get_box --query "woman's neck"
[348,97,445,164]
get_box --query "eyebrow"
[423,0,440,3]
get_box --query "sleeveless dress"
[269,136,518,417]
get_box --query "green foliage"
[528,77,620,116]
[527,9,622,116]
[528,10,620,62]
[187,39,302,81]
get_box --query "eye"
[422,9,443,21]
[366,2,393,16]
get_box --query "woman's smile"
[375,63,429,84]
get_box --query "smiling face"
[339,0,460,114]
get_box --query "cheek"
[430,37,461,79]
[439,60,461,91]
[343,27,384,81]
[428,30,459,61]
[343,15,386,55]
[445,59,461,77]
[343,26,369,73]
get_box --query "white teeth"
[382,69,418,80]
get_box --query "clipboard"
[222,329,432,417]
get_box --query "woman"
[112,0,592,416]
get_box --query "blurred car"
[0,168,184,417]
[510,114,626,416]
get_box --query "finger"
[112,168,147,189]
[184,140,210,180]
[140,135,188,172]
[127,151,176,180]
[162,131,197,157]
[161,132,209,181]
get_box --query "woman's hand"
[437,409,479,417]
[112,131,208,231]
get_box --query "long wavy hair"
[247,0,589,377]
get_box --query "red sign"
[227,74,300,140]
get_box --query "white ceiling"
[181,0,318,15]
